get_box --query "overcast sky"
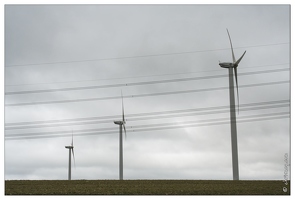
[4,4,290,180]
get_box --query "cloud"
[4,4,290,180]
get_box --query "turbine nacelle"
[114,121,124,125]
[219,62,235,68]
[219,50,246,69]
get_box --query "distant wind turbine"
[65,132,75,180]
[114,91,127,180]
[219,29,246,180]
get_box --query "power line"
[6,112,289,138]
[129,112,289,130]
[5,42,289,68]
[5,103,289,130]
[5,80,289,107]
[5,99,289,126]
[4,63,290,87]
[130,115,289,134]
[5,100,289,130]
[5,112,290,138]
[5,68,289,95]
[5,126,118,137]
[5,112,289,140]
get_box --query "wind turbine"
[65,133,75,180]
[114,91,127,180]
[219,29,246,180]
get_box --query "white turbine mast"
[219,29,246,180]
[65,132,75,180]
[114,90,127,180]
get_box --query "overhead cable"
[5,80,289,107]
[5,99,289,126]
[6,42,289,67]
[5,63,289,87]
[5,68,289,95]
[5,100,289,130]
[5,112,289,140]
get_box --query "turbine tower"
[219,29,246,180]
[65,133,75,180]
[114,91,127,180]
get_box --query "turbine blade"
[123,124,127,140]
[72,148,76,168]
[71,131,73,146]
[121,90,125,123]
[227,29,236,63]
[234,51,246,66]
[234,67,240,113]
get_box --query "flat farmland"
[5,180,290,195]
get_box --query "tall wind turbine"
[219,29,246,180]
[114,91,127,180]
[65,133,75,180]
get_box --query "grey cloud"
[4,4,290,180]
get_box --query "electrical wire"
[5,100,289,130]
[5,80,289,107]
[5,42,289,68]
[4,63,290,87]
[5,103,289,130]
[5,68,289,95]
[5,112,289,140]
[5,112,290,137]
[130,115,289,134]
[5,99,289,126]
